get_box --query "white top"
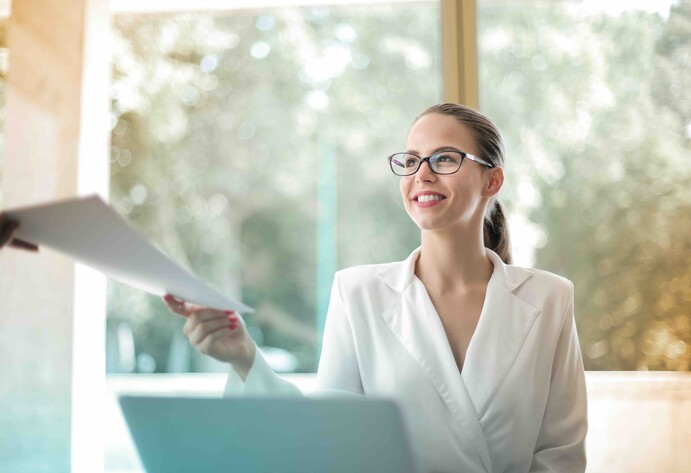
[225,247,588,473]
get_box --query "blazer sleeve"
[530,280,588,473]
[224,272,364,398]
[315,271,365,394]
[223,342,303,397]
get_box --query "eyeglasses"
[388,150,495,176]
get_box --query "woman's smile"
[412,190,448,208]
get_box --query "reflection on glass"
[478,0,690,371]
[108,4,442,374]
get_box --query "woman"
[165,103,588,473]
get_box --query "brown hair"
[415,103,512,264]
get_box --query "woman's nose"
[416,160,436,182]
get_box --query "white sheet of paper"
[6,195,253,313]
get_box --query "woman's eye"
[435,154,459,164]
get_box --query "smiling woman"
[1,1,688,472]
[168,102,588,472]
[401,104,511,266]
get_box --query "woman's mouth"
[416,194,444,203]
[413,193,447,207]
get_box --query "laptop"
[118,395,423,473]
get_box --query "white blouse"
[225,247,588,473]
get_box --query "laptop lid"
[118,395,422,473]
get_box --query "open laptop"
[118,395,423,473]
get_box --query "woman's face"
[400,113,497,233]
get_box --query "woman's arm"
[224,271,364,397]
[530,281,588,472]
[224,342,302,397]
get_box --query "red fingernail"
[225,310,235,315]
[228,315,238,321]
[229,324,238,330]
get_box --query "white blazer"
[225,247,588,473]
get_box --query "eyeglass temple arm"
[464,153,495,168]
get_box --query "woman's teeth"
[417,195,444,203]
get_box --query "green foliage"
[479,2,690,370]
[108,5,440,372]
[100,1,691,373]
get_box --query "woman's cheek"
[399,178,408,204]
[401,179,416,214]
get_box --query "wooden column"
[441,0,479,109]
[0,0,110,471]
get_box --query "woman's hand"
[0,213,39,252]
[163,294,256,380]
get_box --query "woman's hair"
[415,103,512,264]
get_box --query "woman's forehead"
[406,113,479,156]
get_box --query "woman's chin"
[412,217,449,232]
[411,214,476,234]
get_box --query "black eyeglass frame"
[387,150,495,176]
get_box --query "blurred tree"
[2,2,686,374]
[479,1,690,370]
[108,5,440,372]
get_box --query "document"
[5,195,253,313]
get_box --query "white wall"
[0,1,110,471]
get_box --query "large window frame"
[102,0,474,378]
[3,2,690,472]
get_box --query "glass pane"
[108,3,442,375]
[478,0,690,370]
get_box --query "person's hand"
[0,213,39,252]
[163,294,256,380]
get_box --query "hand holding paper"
[4,195,253,314]
[163,294,257,379]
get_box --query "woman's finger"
[184,308,238,337]
[192,307,236,322]
[188,315,238,347]
[163,294,194,318]
[183,309,239,342]
[163,295,188,317]
[196,324,239,357]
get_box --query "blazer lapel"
[376,247,539,473]
[461,249,540,417]
[377,247,494,473]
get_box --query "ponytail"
[483,199,512,265]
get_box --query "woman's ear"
[483,167,504,198]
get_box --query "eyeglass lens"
[390,152,462,176]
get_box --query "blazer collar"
[376,246,539,473]
[376,246,534,294]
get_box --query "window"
[478,0,690,370]
[107,2,443,375]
